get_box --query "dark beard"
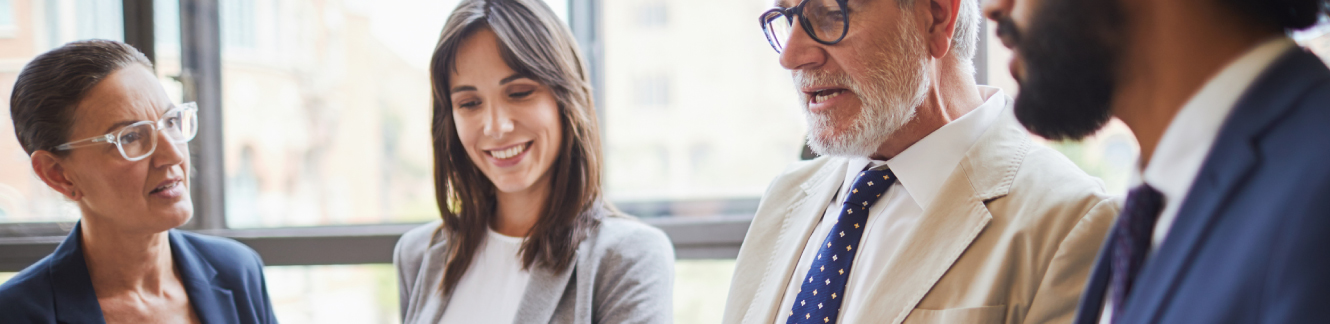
[1005,0,1126,140]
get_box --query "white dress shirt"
[775,86,1006,324]
[439,228,533,324]
[1097,36,1296,324]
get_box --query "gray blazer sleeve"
[394,221,440,320]
[591,219,676,324]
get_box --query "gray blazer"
[394,209,675,324]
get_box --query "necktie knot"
[842,168,894,207]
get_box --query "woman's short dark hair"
[1222,0,1330,30]
[429,0,603,293]
[10,39,153,155]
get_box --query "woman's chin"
[492,180,537,194]
[150,203,194,230]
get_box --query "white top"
[439,228,533,324]
[775,86,1006,323]
[1097,36,1296,324]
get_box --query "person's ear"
[31,151,81,200]
[925,0,963,59]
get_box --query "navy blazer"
[0,222,278,323]
[1074,48,1330,323]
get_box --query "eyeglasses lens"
[804,0,846,43]
[119,123,159,160]
[764,11,793,51]
[162,107,199,143]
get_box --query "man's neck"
[1112,0,1280,166]
[871,61,984,160]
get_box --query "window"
[218,0,444,228]
[603,0,805,217]
[0,0,129,224]
[0,0,15,38]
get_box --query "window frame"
[0,0,989,272]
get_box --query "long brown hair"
[429,0,603,293]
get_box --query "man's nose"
[779,19,829,71]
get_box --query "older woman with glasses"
[0,40,277,323]
[392,0,675,323]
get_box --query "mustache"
[793,70,854,94]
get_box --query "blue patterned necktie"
[1109,184,1164,323]
[786,167,896,324]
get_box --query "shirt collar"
[841,86,1006,209]
[1137,37,1296,205]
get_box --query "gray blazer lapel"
[741,159,848,323]
[512,240,581,324]
[404,226,456,324]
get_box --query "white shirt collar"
[841,86,1006,209]
[1135,37,1295,246]
[1138,37,1295,204]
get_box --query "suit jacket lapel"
[51,221,107,323]
[742,159,848,323]
[171,230,239,324]
[856,101,1027,324]
[856,174,991,324]
[1121,48,1321,323]
[512,234,583,324]
[1073,226,1117,324]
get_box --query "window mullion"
[178,0,226,231]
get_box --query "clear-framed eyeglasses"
[759,0,851,53]
[53,102,199,161]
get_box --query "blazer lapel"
[1073,227,1117,324]
[854,169,992,324]
[406,228,454,323]
[170,230,239,324]
[743,159,849,323]
[1120,48,1322,324]
[856,102,1028,324]
[51,221,107,323]
[512,237,581,324]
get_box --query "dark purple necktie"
[1110,184,1164,323]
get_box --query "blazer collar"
[855,99,1029,324]
[512,205,609,323]
[1120,47,1324,323]
[169,230,239,324]
[48,223,238,324]
[49,221,105,323]
[750,100,1028,324]
[957,97,1032,201]
[741,160,846,323]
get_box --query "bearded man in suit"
[983,0,1330,322]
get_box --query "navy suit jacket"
[1074,48,1330,323]
[0,222,278,323]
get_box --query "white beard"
[797,18,931,158]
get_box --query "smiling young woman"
[391,0,675,323]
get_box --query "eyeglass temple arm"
[54,134,115,151]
